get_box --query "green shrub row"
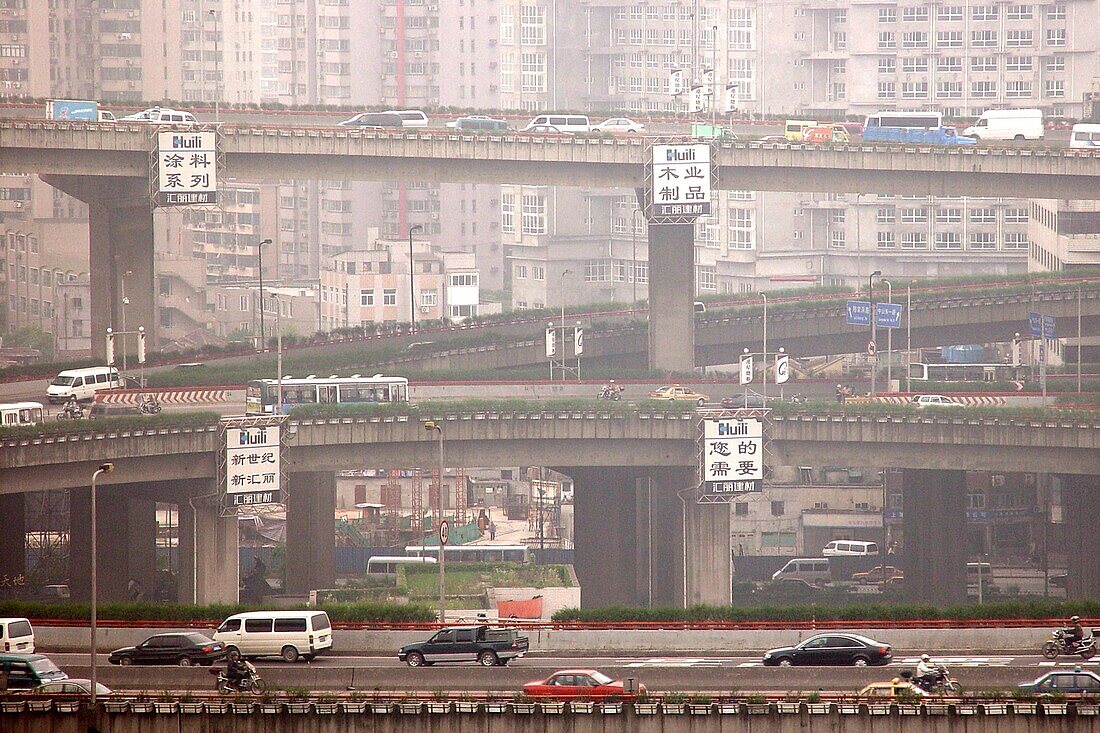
[0,412,222,441]
[552,599,1100,623]
[0,600,434,624]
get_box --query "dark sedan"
[762,633,892,667]
[109,633,225,667]
[721,392,766,408]
[1020,669,1100,694]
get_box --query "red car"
[522,669,644,700]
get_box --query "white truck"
[963,109,1044,141]
[45,99,116,122]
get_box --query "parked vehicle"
[823,540,878,557]
[212,610,333,662]
[648,385,708,405]
[522,669,644,700]
[1042,628,1097,660]
[963,109,1044,141]
[771,557,831,586]
[46,99,115,122]
[1070,123,1100,150]
[46,366,123,404]
[118,107,197,124]
[0,618,35,653]
[0,653,66,690]
[397,625,529,667]
[108,632,226,667]
[0,402,44,427]
[1020,668,1100,694]
[523,114,591,134]
[29,679,113,697]
[762,633,893,667]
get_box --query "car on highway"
[397,625,529,667]
[28,679,114,697]
[648,385,708,406]
[1019,668,1100,694]
[762,633,893,667]
[592,117,645,134]
[911,394,965,409]
[858,679,926,698]
[522,669,644,700]
[118,107,197,125]
[851,565,904,585]
[0,653,67,690]
[755,135,789,144]
[109,632,226,667]
[521,124,571,135]
[721,392,766,408]
[337,112,403,128]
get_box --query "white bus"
[1070,123,1100,150]
[864,111,943,130]
[245,374,409,415]
[0,402,44,427]
[405,544,531,563]
[366,556,438,574]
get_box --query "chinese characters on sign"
[650,144,711,221]
[225,425,281,507]
[156,131,218,206]
[702,418,763,495]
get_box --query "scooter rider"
[227,654,250,690]
[601,380,623,399]
[1066,616,1085,651]
[915,654,941,689]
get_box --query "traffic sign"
[846,300,871,326]
[867,340,877,357]
[439,520,450,546]
[775,354,790,385]
[875,302,903,329]
[1028,311,1043,337]
[1042,315,1056,340]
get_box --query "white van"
[46,366,122,404]
[1070,123,1100,150]
[0,618,35,653]
[772,558,831,586]
[213,610,333,663]
[963,109,1044,141]
[390,109,429,127]
[822,540,878,557]
[523,114,591,134]
[120,107,198,125]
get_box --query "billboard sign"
[156,131,218,206]
[739,354,754,385]
[775,354,790,384]
[875,302,903,329]
[649,143,711,220]
[224,423,281,506]
[702,418,764,495]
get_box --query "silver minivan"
[523,114,591,134]
[772,558,831,586]
[822,540,878,557]
[213,610,333,663]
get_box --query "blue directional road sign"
[1028,311,1043,337]
[875,302,903,329]
[846,300,871,326]
[1042,315,1056,340]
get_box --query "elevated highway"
[4,406,1100,611]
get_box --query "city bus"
[366,556,437,575]
[405,544,531,563]
[245,374,409,415]
[908,362,1020,383]
[0,401,44,427]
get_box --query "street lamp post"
[90,462,114,706]
[423,421,446,623]
[906,283,913,393]
[408,225,423,332]
[120,270,131,375]
[761,293,768,402]
[209,10,220,121]
[882,279,893,392]
[257,239,271,349]
[274,293,283,414]
[869,270,882,396]
[560,269,573,380]
[631,208,642,308]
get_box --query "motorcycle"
[904,666,961,695]
[139,398,162,415]
[1043,628,1097,659]
[56,404,85,420]
[598,386,623,401]
[211,661,266,695]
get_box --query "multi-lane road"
[46,651,1086,693]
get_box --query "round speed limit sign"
[867,339,877,357]
[438,519,450,546]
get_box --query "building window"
[938,56,962,72]
[878,8,896,23]
[1006,81,1032,98]
[937,81,963,98]
[969,232,996,250]
[1047,5,1066,20]
[971,30,997,47]
[383,289,396,306]
[698,266,717,291]
[935,207,962,223]
[970,208,996,223]
[532,265,545,280]
[734,503,749,516]
[1005,208,1028,223]
[1046,56,1065,72]
[1046,29,1066,47]
[938,6,963,21]
[1045,80,1065,98]
[584,260,611,283]
[514,264,527,279]
[877,32,895,49]
[877,58,896,74]
[360,289,374,306]
[901,82,928,99]
[876,231,896,249]
[902,32,928,49]
[971,81,997,98]
[971,56,997,71]
[900,207,928,223]
[1006,4,1033,20]
[420,289,437,307]
[934,232,962,250]
[1005,56,1033,72]
[901,232,928,249]
[901,58,929,73]
[876,207,896,224]
[902,6,929,21]
[972,5,999,21]
[1004,232,1029,250]
[877,82,895,99]
[501,193,515,234]
[771,501,785,517]
[936,31,963,48]
[521,194,546,234]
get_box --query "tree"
[4,325,55,361]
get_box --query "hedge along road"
[46,652,1057,694]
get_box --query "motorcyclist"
[1066,616,1085,650]
[65,396,84,418]
[226,654,250,690]
[601,380,623,399]
[915,654,941,689]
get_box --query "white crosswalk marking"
[620,658,726,668]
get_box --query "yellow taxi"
[857,679,926,699]
[647,385,709,406]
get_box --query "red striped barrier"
[94,388,235,406]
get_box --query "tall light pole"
[423,421,446,623]
[120,270,131,374]
[209,10,220,121]
[560,269,573,380]
[90,462,114,706]
[631,208,642,308]
[906,282,913,393]
[869,270,881,396]
[882,279,893,393]
[408,224,423,332]
[761,293,768,402]
[710,25,718,127]
[257,238,271,349]
[274,293,283,414]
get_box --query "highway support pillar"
[646,468,690,607]
[647,223,696,372]
[900,469,968,605]
[0,494,26,585]
[178,493,239,605]
[1062,475,1100,599]
[572,469,639,607]
[285,472,336,595]
[40,175,155,359]
[684,495,732,607]
[68,488,157,602]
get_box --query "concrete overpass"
[2,119,1100,372]
[3,407,1099,609]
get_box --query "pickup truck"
[397,625,529,667]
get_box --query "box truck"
[46,99,116,122]
[963,109,1044,141]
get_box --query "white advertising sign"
[723,84,739,113]
[650,144,712,220]
[574,327,584,356]
[689,85,705,113]
[156,131,218,206]
[703,418,764,494]
[225,425,280,506]
[776,354,790,384]
[739,354,754,385]
[545,327,557,358]
[668,69,685,96]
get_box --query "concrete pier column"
[178,494,239,605]
[68,488,158,602]
[0,494,26,583]
[684,498,732,607]
[647,223,695,372]
[1062,476,1100,599]
[572,468,639,608]
[647,467,695,608]
[41,175,155,358]
[900,469,968,604]
[285,472,336,595]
